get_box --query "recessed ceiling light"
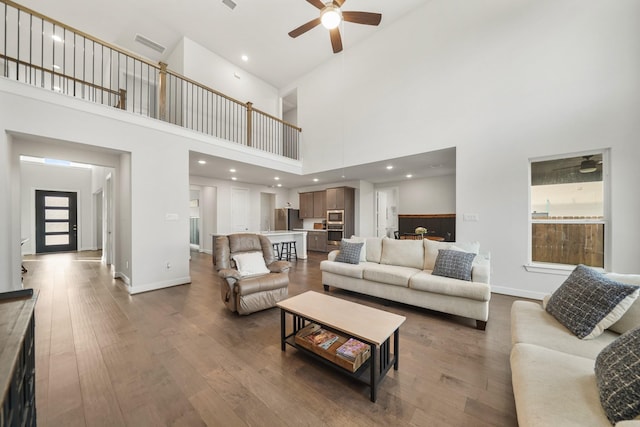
[277,184,282,187]
[406,174,413,178]
[386,165,393,170]
[313,178,319,182]
[52,35,62,42]
[229,168,236,173]
[231,177,237,181]
[274,177,280,180]
[241,54,249,62]
[198,160,206,165]
[53,86,61,92]
[429,164,443,169]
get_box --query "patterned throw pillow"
[595,326,640,424]
[335,240,364,264]
[546,265,640,339]
[431,249,475,281]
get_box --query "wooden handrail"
[0,53,121,97]
[2,0,160,70]
[252,106,302,132]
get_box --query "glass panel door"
[35,190,78,253]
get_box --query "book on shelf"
[336,338,368,361]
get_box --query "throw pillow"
[231,252,270,277]
[606,273,640,335]
[595,326,640,424]
[345,236,367,262]
[335,240,364,264]
[546,265,640,339]
[431,249,475,281]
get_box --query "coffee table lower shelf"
[280,310,399,402]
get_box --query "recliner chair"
[214,233,290,315]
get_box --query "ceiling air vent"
[134,34,166,54]
[222,0,237,10]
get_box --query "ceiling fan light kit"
[321,5,342,29]
[579,159,598,173]
[289,0,382,54]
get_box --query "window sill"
[524,263,605,276]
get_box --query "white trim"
[491,286,546,301]
[523,262,604,275]
[115,271,130,286]
[128,276,191,295]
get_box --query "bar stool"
[280,240,298,261]
[272,243,280,260]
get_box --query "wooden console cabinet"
[1,289,37,427]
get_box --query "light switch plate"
[165,213,179,221]
[463,213,480,222]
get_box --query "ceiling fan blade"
[307,0,326,10]
[330,28,343,53]
[288,18,322,38]
[333,0,346,6]
[342,11,382,26]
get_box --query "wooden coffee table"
[277,291,406,402]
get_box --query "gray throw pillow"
[431,249,475,281]
[546,265,640,339]
[595,326,640,424]
[335,240,364,264]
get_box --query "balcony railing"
[0,0,301,160]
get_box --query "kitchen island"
[259,230,308,260]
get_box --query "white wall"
[376,175,456,215]
[189,175,289,235]
[20,161,93,254]
[285,0,640,298]
[178,37,280,115]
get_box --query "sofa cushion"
[432,249,475,281]
[423,239,452,270]
[595,326,640,424]
[546,265,639,339]
[380,238,424,270]
[320,260,365,279]
[335,240,364,264]
[606,273,640,335]
[365,237,383,263]
[362,263,419,287]
[510,343,611,427]
[409,271,491,301]
[511,300,618,359]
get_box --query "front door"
[35,190,78,253]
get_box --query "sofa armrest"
[327,250,339,261]
[268,260,291,273]
[218,268,241,281]
[616,421,640,426]
[471,257,490,284]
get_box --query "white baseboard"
[114,272,131,286]
[200,248,212,255]
[491,285,545,301]
[128,276,191,295]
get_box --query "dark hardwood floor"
[22,250,520,426]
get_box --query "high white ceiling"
[16,0,451,188]
[18,0,430,88]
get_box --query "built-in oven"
[326,224,343,245]
[327,210,344,224]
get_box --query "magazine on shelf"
[301,328,339,349]
[336,338,368,361]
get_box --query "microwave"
[327,210,344,224]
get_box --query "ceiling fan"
[556,155,603,174]
[288,0,382,54]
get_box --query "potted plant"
[415,226,427,237]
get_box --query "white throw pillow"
[232,252,270,277]
[606,273,640,334]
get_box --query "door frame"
[34,189,78,253]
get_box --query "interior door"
[231,187,250,232]
[35,190,78,253]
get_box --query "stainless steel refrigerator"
[275,208,303,230]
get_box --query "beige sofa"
[510,273,640,427]
[320,237,491,329]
